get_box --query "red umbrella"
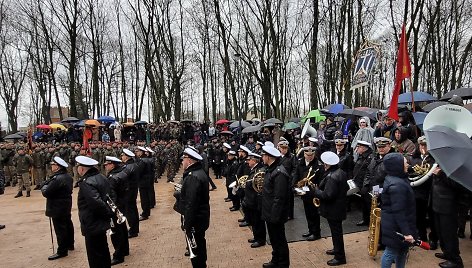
[36,124,51,130]
[215,119,230,125]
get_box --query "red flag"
[387,24,412,121]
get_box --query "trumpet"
[296,166,318,188]
[106,194,126,224]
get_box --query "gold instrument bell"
[237,175,249,188]
[252,170,266,193]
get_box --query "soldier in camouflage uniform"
[4,143,17,187]
[165,140,178,182]
[13,147,33,198]
[32,145,47,190]
[154,140,166,181]
[45,147,59,177]
[69,144,81,184]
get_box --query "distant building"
[50,107,70,123]
[245,106,262,120]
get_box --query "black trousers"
[212,164,222,178]
[84,232,111,268]
[149,177,156,208]
[126,187,139,235]
[327,219,345,260]
[208,177,217,189]
[251,208,266,243]
[52,215,74,255]
[416,198,438,242]
[139,186,151,217]
[111,218,129,260]
[190,230,207,268]
[266,222,290,267]
[302,198,320,236]
[288,192,294,219]
[360,192,371,222]
[242,203,251,223]
[435,212,463,264]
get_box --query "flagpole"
[409,78,415,112]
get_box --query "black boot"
[26,191,31,197]
[14,191,23,198]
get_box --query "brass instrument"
[367,193,381,257]
[237,175,249,188]
[296,166,318,188]
[106,194,127,224]
[412,162,431,177]
[170,181,183,191]
[409,161,438,187]
[252,170,266,193]
[313,196,320,207]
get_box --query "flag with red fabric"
[387,24,412,121]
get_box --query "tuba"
[252,170,266,193]
[367,193,381,257]
[410,163,438,187]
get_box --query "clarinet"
[106,194,127,224]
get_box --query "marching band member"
[179,147,210,268]
[104,156,129,265]
[313,151,348,266]
[352,141,373,226]
[40,156,74,260]
[120,149,140,238]
[278,140,296,220]
[292,146,323,241]
[75,156,112,268]
[261,145,290,268]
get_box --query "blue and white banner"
[351,45,380,90]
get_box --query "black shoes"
[356,220,368,226]
[302,232,312,238]
[238,218,246,222]
[306,234,321,241]
[139,216,148,221]
[48,253,67,260]
[224,198,232,202]
[239,221,250,227]
[26,191,30,197]
[210,187,217,191]
[327,258,346,266]
[435,253,448,260]
[128,233,138,238]
[68,245,74,251]
[439,261,464,268]
[229,207,239,211]
[14,191,23,198]
[111,258,124,266]
[248,238,256,243]
[326,249,335,255]
[457,231,465,238]
[33,185,41,190]
[0,225,5,230]
[251,241,265,248]
[429,240,438,250]
[262,262,278,268]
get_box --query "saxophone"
[367,193,381,257]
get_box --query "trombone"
[182,216,197,259]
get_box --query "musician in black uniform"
[75,156,112,268]
[120,149,140,238]
[243,152,266,248]
[104,156,129,266]
[292,146,324,241]
[180,147,210,268]
[333,139,354,180]
[145,147,157,208]
[278,140,296,220]
[431,160,464,268]
[261,145,290,268]
[135,146,151,221]
[313,151,348,266]
[236,145,251,224]
[352,141,373,226]
[41,156,74,260]
[224,150,239,204]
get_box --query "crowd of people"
[0,95,470,268]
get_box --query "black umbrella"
[264,118,283,124]
[425,125,472,191]
[180,119,193,123]
[229,121,251,129]
[3,133,24,140]
[61,117,80,123]
[422,101,449,112]
[338,108,370,118]
[219,130,234,136]
[241,124,262,133]
[440,87,472,101]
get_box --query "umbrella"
[440,87,472,101]
[242,124,262,133]
[36,124,51,130]
[334,116,345,122]
[73,120,85,127]
[16,132,27,137]
[425,125,472,191]
[180,119,193,123]
[135,120,148,125]
[219,130,234,136]
[49,123,66,130]
[123,122,135,127]
[264,118,283,124]
[354,107,380,121]
[229,121,251,129]
[85,119,101,127]
[167,120,180,124]
[339,108,370,118]
[97,115,116,123]
[422,101,449,112]
[398,92,437,104]
[3,133,24,140]
[288,117,301,123]
[322,103,350,115]
[215,119,230,125]
[412,112,428,129]
[283,122,299,130]
[61,117,80,123]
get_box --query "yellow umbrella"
[85,119,101,127]
[49,123,66,130]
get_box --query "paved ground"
[1,173,472,268]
